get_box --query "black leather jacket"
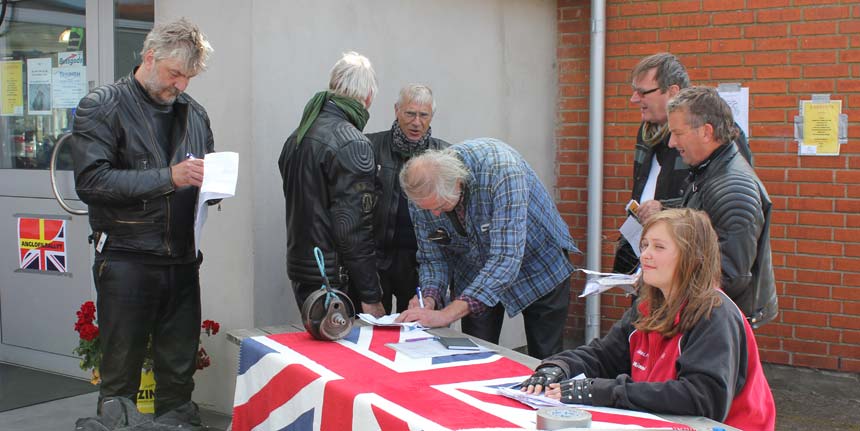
[366,130,448,269]
[278,102,381,303]
[683,142,778,327]
[71,73,214,258]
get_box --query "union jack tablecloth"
[232,325,693,431]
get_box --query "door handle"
[50,133,87,216]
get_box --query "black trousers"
[461,276,571,360]
[379,249,419,314]
[94,255,201,416]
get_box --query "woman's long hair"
[634,208,723,337]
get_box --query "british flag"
[18,217,67,272]
[232,326,693,430]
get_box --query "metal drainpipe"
[585,0,607,343]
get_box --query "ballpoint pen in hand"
[416,286,425,308]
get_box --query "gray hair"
[667,86,737,145]
[396,83,436,113]
[329,51,378,109]
[140,18,213,75]
[632,52,690,91]
[400,148,469,203]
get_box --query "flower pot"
[137,369,156,414]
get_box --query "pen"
[416,286,425,308]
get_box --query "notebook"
[438,336,480,351]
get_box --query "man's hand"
[171,158,205,188]
[396,300,468,328]
[361,301,386,318]
[520,365,565,394]
[408,295,436,310]
[637,199,663,223]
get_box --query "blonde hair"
[634,208,722,337]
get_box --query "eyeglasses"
[401,110,432,121]
[633,87,661,97]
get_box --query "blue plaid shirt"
[410,138,580,316]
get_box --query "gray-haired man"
[71,18,214,426]
[367,84,449,313]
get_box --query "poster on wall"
[18,217,67,273]
[58,51,85,67]
[27,58,53,115]
[52,66,87,109]
[1,60,24,116]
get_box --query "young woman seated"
[521,208,775,430]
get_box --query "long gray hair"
[140,18,213,75]
[400,148,469,203]
[329,51,378,109]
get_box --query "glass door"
[0,0,152,378]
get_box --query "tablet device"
[438,336,480,351]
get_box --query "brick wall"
[557,0,860,372]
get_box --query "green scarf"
[296,91,370,145]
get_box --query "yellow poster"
[1,60,24,116]
[802,100,840,155]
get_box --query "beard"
[143,73,181,105]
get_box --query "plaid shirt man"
[410,138,579,316]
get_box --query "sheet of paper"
[358,313,427,331]
[619,215,642,258]
[386,338,495,359]
[194,152,239,254]
[578,268,639,298]
[497,373,587,409]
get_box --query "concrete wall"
[159,0,557,413]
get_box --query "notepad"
[438,336,480,351]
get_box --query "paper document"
[578,268,639,298]
[619,215,643,258]
[358,313,427,331]
[194,152,239,254]
[497,373,586,409]
[386,338,495,359]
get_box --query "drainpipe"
[585,0,606,343]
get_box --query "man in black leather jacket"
[654,86,778,327]
[614,53,753,274]
[366,84,449,313]
[70,19,214,427]
[278,52,385,317]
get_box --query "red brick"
[712,11,754,25]
[836,171,860,184]
[712,38,755,52]
[799,157,848,169]
[832,286,860,301]
[791,22,841,36]
[760,350,790,364]
[668,41,709,54]
[803,6,851,21]
[842,358,860,373]
[798,212,844,226]
[787,226,833,241]
[711,67,754,80]
[659,1,701,14]
[844,301,860,316]
[756,335,783,350]
[790,80,836,93]
[838,80,860,92]
[755,37,799,50]
[757,9,802,23]
[702,0,746,11]
[800,35,850,49]
[796,269,841,285]
[844,329,860,345]
[618,2,659,16]
[787,198,833,212]
[771,238,796,253]
[847,244,860,257]
[783,339,829,355]
[804,64,851,78]
[744,52,789,66]
[840,20,860,34]
[767,182,799,196]
[845,273,860,287]
[795,326,841,343]
[744,24,788,38]
[747,0,790,7]
[708,27,743,39]
[756,66,802,79]
[658,28,699,41]
[793,354,839,369]
[747,80,787,93]
[791,51,838,64]
[799,184,847,198]
[831,315,860,330]
[784,282,833,299]
[795,297,842,313]
[785,254,833,270]
[797,239,842,255]
[756,322,794,337]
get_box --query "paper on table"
[497,373,586,409]
[386,338,495,359]
[578,268,639,298]
[194,152,239,255]
[357,313,427,331]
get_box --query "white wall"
[158,0,557,414]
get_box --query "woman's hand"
[520,365,565,394]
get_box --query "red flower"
[79,323,99,342]
[202,319,220,336]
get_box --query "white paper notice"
[578,268,639,298]
[194,152,239,254]
[718,86,750,138]
[52,66,87,109]
[27,58,52,115]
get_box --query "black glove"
[520,365,565,390]
[559,378,595,405]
